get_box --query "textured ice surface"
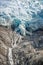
[0,0,43,35]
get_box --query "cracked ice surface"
[0,0,43,35]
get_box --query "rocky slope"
[0,26,43,65]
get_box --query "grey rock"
[0,26,43,65]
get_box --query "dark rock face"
[0,26,43,65]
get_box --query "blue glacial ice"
[0,0,43,35]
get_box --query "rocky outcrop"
[0,26,43,65]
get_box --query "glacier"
[0,0,43,35]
